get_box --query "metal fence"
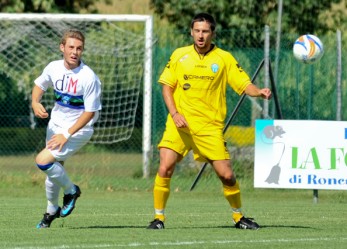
[0,26,344,192]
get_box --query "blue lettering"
[307,174,347,185]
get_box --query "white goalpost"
[0,13,153,177]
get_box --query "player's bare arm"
[31,85,49,119]
[244,84,272,100]
[162,84,188,128]
[47,111,95,151]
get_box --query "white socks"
[43,162,76,214]
[45,177,60,215]
[45,162,75,194]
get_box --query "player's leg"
[212,160,259,230]
[35,149,76,195]
[45,176,61,214]
[193,132,259,230]
[156,148,181,217]
[36,176,61,228]
[211,160,242,219]
[147,119,189,229]
[49,126,92,217]
[147,148,180,229]
[35,149,79,225]
[35,124,92,225]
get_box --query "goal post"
[0,13,153,178]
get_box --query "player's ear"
[59,43,64,53]
[190,29,193,37]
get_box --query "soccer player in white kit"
[32,29,102,228]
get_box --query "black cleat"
[36,207,61,228]
[234,216,260,230]
[60,185,81,217]
[147,219,165,229]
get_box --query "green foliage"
[0,73,29,127]
[281,1,341,34]
[0,0,112,13]
[0,127,46,155]
[150,0,343,36]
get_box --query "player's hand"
[32,102,49,119]
[172,112,189,128]
[260,88,272,100]
[46,134,67,152]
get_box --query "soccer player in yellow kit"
[147,13,272,230]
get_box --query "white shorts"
[46,120,93,161]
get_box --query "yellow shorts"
[158,117,230,162]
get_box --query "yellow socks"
[153,174,171,221]
[223,181,243,223]
[153,176,243,222]
[232,211,243,223]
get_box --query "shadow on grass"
[254,224,317,229]
[71,225,147,229]
[172,225,316,230]
[69,224,316,230]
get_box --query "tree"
[0,0,112,13]
[0,72,28,127]
[150,0,344,35]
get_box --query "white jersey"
[34,60,102,129]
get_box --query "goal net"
[0,14,153,146]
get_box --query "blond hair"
[60,29,85,47]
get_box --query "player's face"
[191,21,214,54]
[60,37,84,70]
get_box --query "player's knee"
[220,173,232,181]
[158,159,176,177]
[35,154,44,165]
[158,167,174,177]
[218,172,236,184]
[35,149,55,166]
[36,162,54,171]
[35,154,54,171]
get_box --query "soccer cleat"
[60,185,81,218]
[234,216,260,230]
[36,207,61,228]
[147,219,165,229]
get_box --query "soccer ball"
[293,34,324,64]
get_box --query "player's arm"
[31,85,49,119]
[244,84,272,100]
[47,111,95,151]
[162,84,188,128]
[226,52,271,100]
[67,111,95,136]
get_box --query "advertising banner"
[254,119,347,190]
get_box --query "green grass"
[1,154,347,248]
[1,185,347,249]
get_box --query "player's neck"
[194,44,214,55]
[64,60,81,70]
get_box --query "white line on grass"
[9,237,347,249]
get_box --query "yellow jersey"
[159,44,251,135]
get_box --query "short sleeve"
[83,75,102,112]
[226,54,252,95]
[34,63,53,91]
[158,53,178,88]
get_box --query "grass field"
[1,154,347,249]
[1,183,347,249]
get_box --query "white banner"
[254,119,347,190]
